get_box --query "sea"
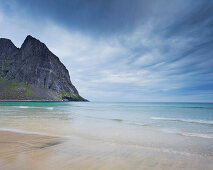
[0,101,213,139]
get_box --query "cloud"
[0,0,213,102]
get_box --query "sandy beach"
[0,130,213,170]
[0,102,213,170]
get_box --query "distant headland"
[0,35,87,101]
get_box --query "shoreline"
[0,100,86,102]
[0,100,65,102]
[0,129,213,170]
[0,100,88,102]
[1,100,212,104]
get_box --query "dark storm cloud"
[161,0,213,68]
[1,0,152,35]
[2,0,213,39]
[1,0,200,36]
[164,0,213,38]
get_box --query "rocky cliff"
[0,35,87,101]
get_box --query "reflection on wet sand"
[1,130,213,170]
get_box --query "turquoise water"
[0,101,213,139]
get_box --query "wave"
[170,106,211,109]
[46,107,54,110]
[159,128,213,139]
[111,118,123,122]
[151,117,213,125]
[110,118,149,126]
[18,106,31,109]
[84,116,150,127]
[160,148,195,157]
[181,107,206,109]
[180,132,213,139]
[0,127,60,137]
[14,106,54,110]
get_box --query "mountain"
[0,35,87,101]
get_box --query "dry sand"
[0,130,213,170]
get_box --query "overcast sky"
[0,0,213,102]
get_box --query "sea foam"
[159,128,213,139]
[151,117,213,125]
[15,106,54,110]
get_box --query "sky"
[0,0,213,102]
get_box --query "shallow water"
[0,102,213,138]
[0,101,213,168]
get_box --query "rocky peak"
[20,35,49,57]
[21,35,42,46]
[0,38,13,45]
[0,35,87,101]
[0,38,18,58]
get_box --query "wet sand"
[0,130,213,170]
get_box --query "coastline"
[0,100,88,102]
[0,100,65,102]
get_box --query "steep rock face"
[0,35,87,101]
[0,38,18,58]
[0,38,18,77]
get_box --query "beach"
[0,102,213,169]
[1,129,213,170]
